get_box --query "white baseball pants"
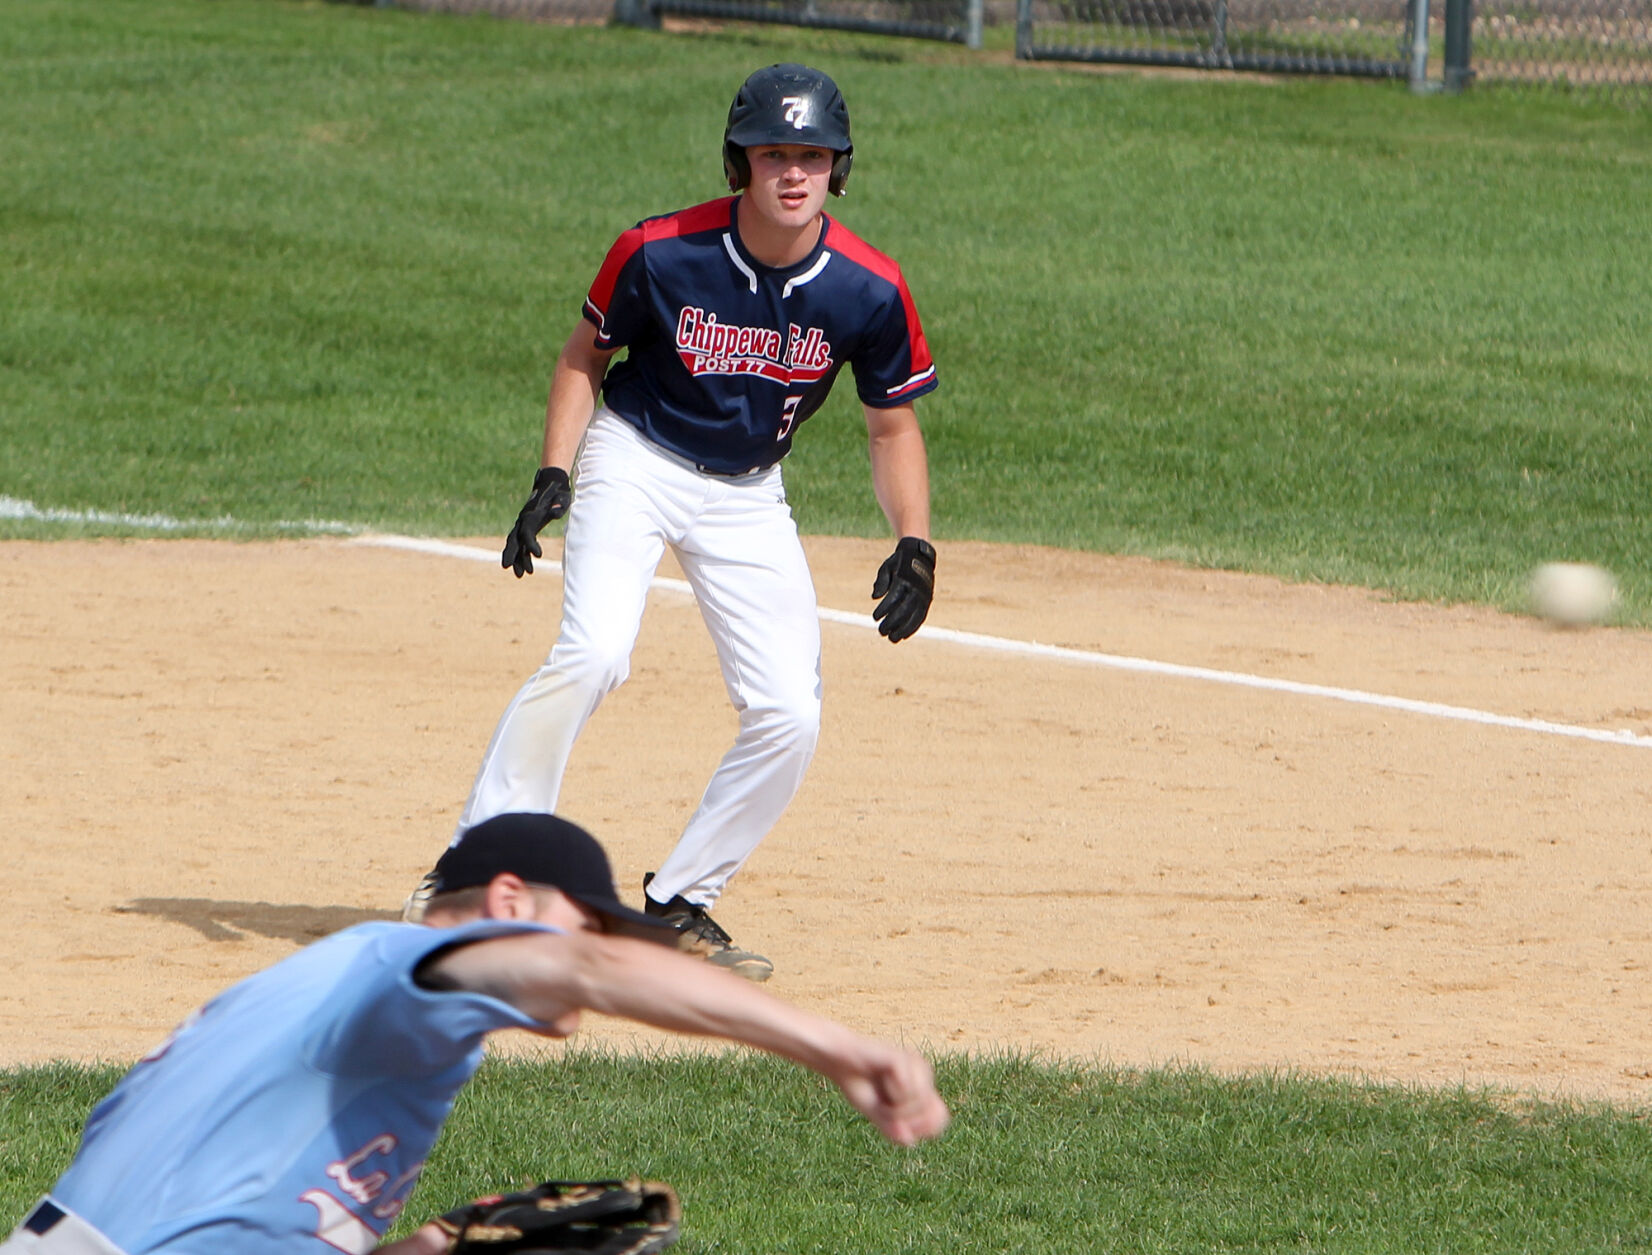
[1,1201,125,1255]
[456,410,823,907]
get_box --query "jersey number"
[777,395,803,440]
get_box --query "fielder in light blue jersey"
[50,918,546,1254]
[4,814,949,1255]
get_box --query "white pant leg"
[648,465,822,907]
[454,414,678,837]
[1,1201,127,1255]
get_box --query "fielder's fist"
[871,536,935,643]
[502,466,572,578]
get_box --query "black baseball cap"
[411,813,677,944]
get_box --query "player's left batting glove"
[501,466,573,579]
[871,536,936,644]
[434,1177,681,1255]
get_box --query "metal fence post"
[613,0,661,25]
[1015,0,1033,57]
[1407,0,1435,91]
[965,0,983,49]
[1443,0,1473,90]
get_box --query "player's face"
[743,144,833,229]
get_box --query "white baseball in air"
[1528,562,1618,628]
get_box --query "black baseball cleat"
[643,875,774,982]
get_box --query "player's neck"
[734,197,824,269]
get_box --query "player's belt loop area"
[646,431,770,479]
[13,1199,129,1254]
[598,408,773,481]
[23,1200,66,1235]
[695,459,772,479]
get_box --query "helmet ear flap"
[724,142,751,192]
[829,149,852,197]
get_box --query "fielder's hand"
[871,537,936,643]
[831,1041,951,1148]
[501,466,573,579]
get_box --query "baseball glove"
[435,1178,680,1255]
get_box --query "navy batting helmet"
[722,63,854,198]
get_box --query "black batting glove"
[871,536,936,643]
[501,466,572,578]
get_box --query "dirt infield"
[4,536,1651,1103]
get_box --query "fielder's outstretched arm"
[421,930,951,1149]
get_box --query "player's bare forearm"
[555,935,951,1146]
[864,402,930,540]
[438,931,849,1057]
[541,321,617,470]
[429,931,950,1146]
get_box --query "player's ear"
[482,872,534,920]
[724,141,751,192]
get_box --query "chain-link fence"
[366,0,984,41]
[632,0,984,46]
[361,0,1650,98]
[1015,0,1650,94]
[1016,0,1420,77]
[1462,0,1651,89]
[368,0,620,20]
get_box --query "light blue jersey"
[49,919,554,1253]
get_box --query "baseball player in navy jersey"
[2,814,948,1255]
[454,63,939,982]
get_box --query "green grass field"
[6,3,1652,1249]
[6,1054,1652,1251]
[3,0,1649,618]
[9,1056,1652,1248]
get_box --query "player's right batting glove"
[501,466,573,579]
[871,536,936,644]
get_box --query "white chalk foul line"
[0,495,358,535]
[9,509,1642,752]
[910,623,1652,749]
[357,534,509,564]
[353,533,1652,752]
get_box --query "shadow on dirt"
[114,899,400,944]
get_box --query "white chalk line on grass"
[0,495,357,535]
[6,501,1644,751]
[356,533,1652,751]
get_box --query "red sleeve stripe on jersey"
[585,199,738,344]
[824,218,936,382]
[891,272,936,377]
[885,364,937,401]
[823,216,900,283]
[644,197,736,243]
[584,224,645,341]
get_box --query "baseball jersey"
[48,919,557,1254]
[583,196,938,475]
